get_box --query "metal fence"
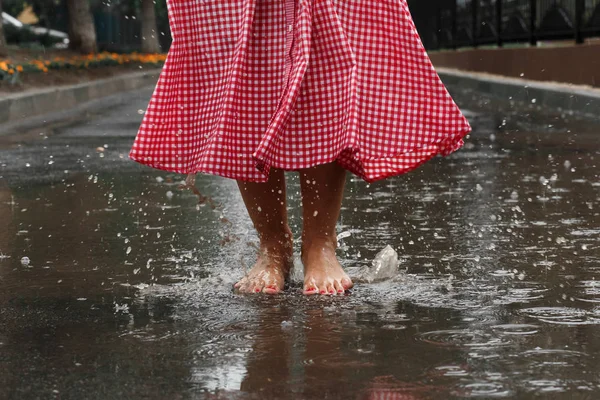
[94,12,142,53]
[93,1,172,53]
[408,0,600,50]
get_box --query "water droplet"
[281,320,293,329]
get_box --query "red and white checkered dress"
[130,0,471,183]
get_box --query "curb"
[2,67,597,135]
[437,68,600,117]
[0,70,160,128]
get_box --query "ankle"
[301,235,336,258]
[259,227,293,254]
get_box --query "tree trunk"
[141,0,161,53]
[0,0,8,57]
[66,0,97,54]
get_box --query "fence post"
[529,0,537,46]
[452,0,458,49]
[575,0,584,44]
[496,0,503,47]
[471,0,478,47]
[436,5,443,50]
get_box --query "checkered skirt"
[130,0,471,182]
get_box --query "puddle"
[1,88,600,398]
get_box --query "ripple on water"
[499,283,548,304]
[416,330,511,348]
[119,327,179,342]
[381,324,407,330]
[461,382,511,398]
[491,324,539,335]
[574,280,600,304]
[490,269,517,277]
[517,348,587,369]
[519,307,600,325]
[570,229,600,237]
[525,379,567,393]
[435,365,469,377]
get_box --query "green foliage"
[1,52,166,85]
[0,68,20,85]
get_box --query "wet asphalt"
[0,85,599,399]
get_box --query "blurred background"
[0,0,170,54]
[1,1,600,399]
[407,0,600,87]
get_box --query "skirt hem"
[129,127,469,183]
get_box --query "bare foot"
[302,241,353,295]
[234,243,292,295]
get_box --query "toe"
[303,284,319,295]
[240,279,261,294]
[243,279,257,293]
[304,277,319,295]
[235,280,248,293]
[326,282,336,295]
[234,277,246,289]
[238,283,251,293]
[341,277,354,290]
[251,282,264,293]
[263,284,281,295]
[334,280,345,294]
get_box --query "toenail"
[329,290,335,294]
[320,290,326,294]
[338,289,344,293]
[254,288,261,293]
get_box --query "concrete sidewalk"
[0,69,160,134]
[1,66,598,137]
[437,67,600,117]
[430,44,600,89]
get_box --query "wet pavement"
[0,86,599,399]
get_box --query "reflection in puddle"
[1,92,600,398]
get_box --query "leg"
[234,169,293,294]
[300,162,353,295]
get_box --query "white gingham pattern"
[130,0,471,183]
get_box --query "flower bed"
[0,52,166,84]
